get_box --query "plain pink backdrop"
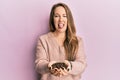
[0,0,120,80]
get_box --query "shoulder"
[76,36,83,42]
[37,32,53,48]
[38,32,52,41]
[76,36,84,46]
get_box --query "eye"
[63,15,67,17]
[54,15,59,17]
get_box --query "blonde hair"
[49,3,78,61]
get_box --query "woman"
[35,2,87,80]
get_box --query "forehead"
[54,6,66,14]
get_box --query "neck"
[53,31,66,46]
[53,31,66,39]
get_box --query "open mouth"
[58,23,64,29]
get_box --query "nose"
[59,16,63,22]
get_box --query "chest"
[47,41,66,61]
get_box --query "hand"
[51,68,68,77]
[50,68,61,76]
[48,61,56,70]
[64,60,72,71]
[48,61,71,77]
[48,61,61,76]
[59,67,69,76]
[58,60,72,76]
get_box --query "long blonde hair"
[49,3,78,61]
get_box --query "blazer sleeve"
[69,37,87,75]
[35,36,49,74]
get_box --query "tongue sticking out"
[58,24,64,29]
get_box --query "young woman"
[35,2,87,80]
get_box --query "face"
[53,6,67,33]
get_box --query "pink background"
[0,0,120,80]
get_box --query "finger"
[50,69,55,74]
[63,68,69,73]
[60,68,68,76]
[48,66,52,70]
[54,71,61,77]
[52,68,60,76]
[48,61,56,68]
[64,60,72,70]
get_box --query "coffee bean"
[51,62,68,70]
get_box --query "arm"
[35,37,49,74]
[69,37,87,75]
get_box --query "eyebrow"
[54,13,66,15]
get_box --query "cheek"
[65,20,68,26]
[65,19,67,23]
[54,19,58,25]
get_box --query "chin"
[57,30,66,33]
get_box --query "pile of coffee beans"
[49,62,69,71]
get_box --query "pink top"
[35,32,87,80]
